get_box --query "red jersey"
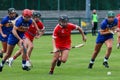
[25,20,44,42]
[117,14,120,29]
[52,23,78,49]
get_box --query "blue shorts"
[0,34,9,42]
[7,33,24,45]
[96,33,113,44]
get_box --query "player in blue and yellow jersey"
[0,8,17,58]
[0,9,32,72]
[88,11,118,69]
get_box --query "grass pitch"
[0,33,120,80]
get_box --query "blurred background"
[0,0,120,34]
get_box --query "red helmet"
[22,9,32,17]
[117,14,120,17]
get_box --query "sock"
[10,57,14,61]
[90,59,95,63]
[13,56,17,60]
[0,60,5,67]
[22,60,26,67]
[104,57,108,62]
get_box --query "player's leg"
[88,43,103,69]
[25,38,33,60]
[103,38,113,68]
[117,32,120,49]
[0,42,7,58]
[49,51,60,75]
[57,49,69,67]
[8,48,22,67]
[25,38,34,67]
[0,44,15,72]
[20,41,30,71]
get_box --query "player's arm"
[12,25,24,47]
[0,18,8,37]
[12,26,22,40]
[35,28,45,39]
[35,21,45,39]
[76,25,86,42]
[0,24,4,36]
[111,25,117,30]
[100,26,117,35]
[100,28,113,35]
[52,28,58,53]
[52,38,57,53]
[32,18,40,34]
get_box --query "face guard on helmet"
[8,8,16,14]
[58,15,69,28]
[107,11,115,23]
[107,11,115,18]
[8,8,16,18]
[32,11,41,18]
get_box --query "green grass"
[0,33,120,80]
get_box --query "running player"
[116,14,120,48]
[49,15,86,75]
[0,9,33,72]
[0,8,17,58]
[8,11,45,67]
[88,11,118,69]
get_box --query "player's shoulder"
[36,20,43,25]
[101,18,107,24]
[16,16,23,23]
[67,23,76,28]
[113,18,118,24]
[2,16,9,20]
[54,24,61,29]
[67,23,74,25]
[114,17,118,21]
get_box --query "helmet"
[116,14,120,17]
[8,8,16,14]
[32,11,41,18]
[22,9,32,17]
[107,11,115,17]
[58,15,69,22]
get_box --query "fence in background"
[41,17,104,34]
[0,0,120,10]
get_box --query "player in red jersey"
[8,11,45,67]
[116,14,120,48]
[49,15,86,75]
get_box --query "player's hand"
[35,35,40,39]
[36,30,40,35]
[2,34,7,38]
[115,28,120,32]
[19,39,24,48]
[83,36,87,42]
[53,47,57,53]
[109,30,114,34]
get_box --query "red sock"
[13,56,17,60]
